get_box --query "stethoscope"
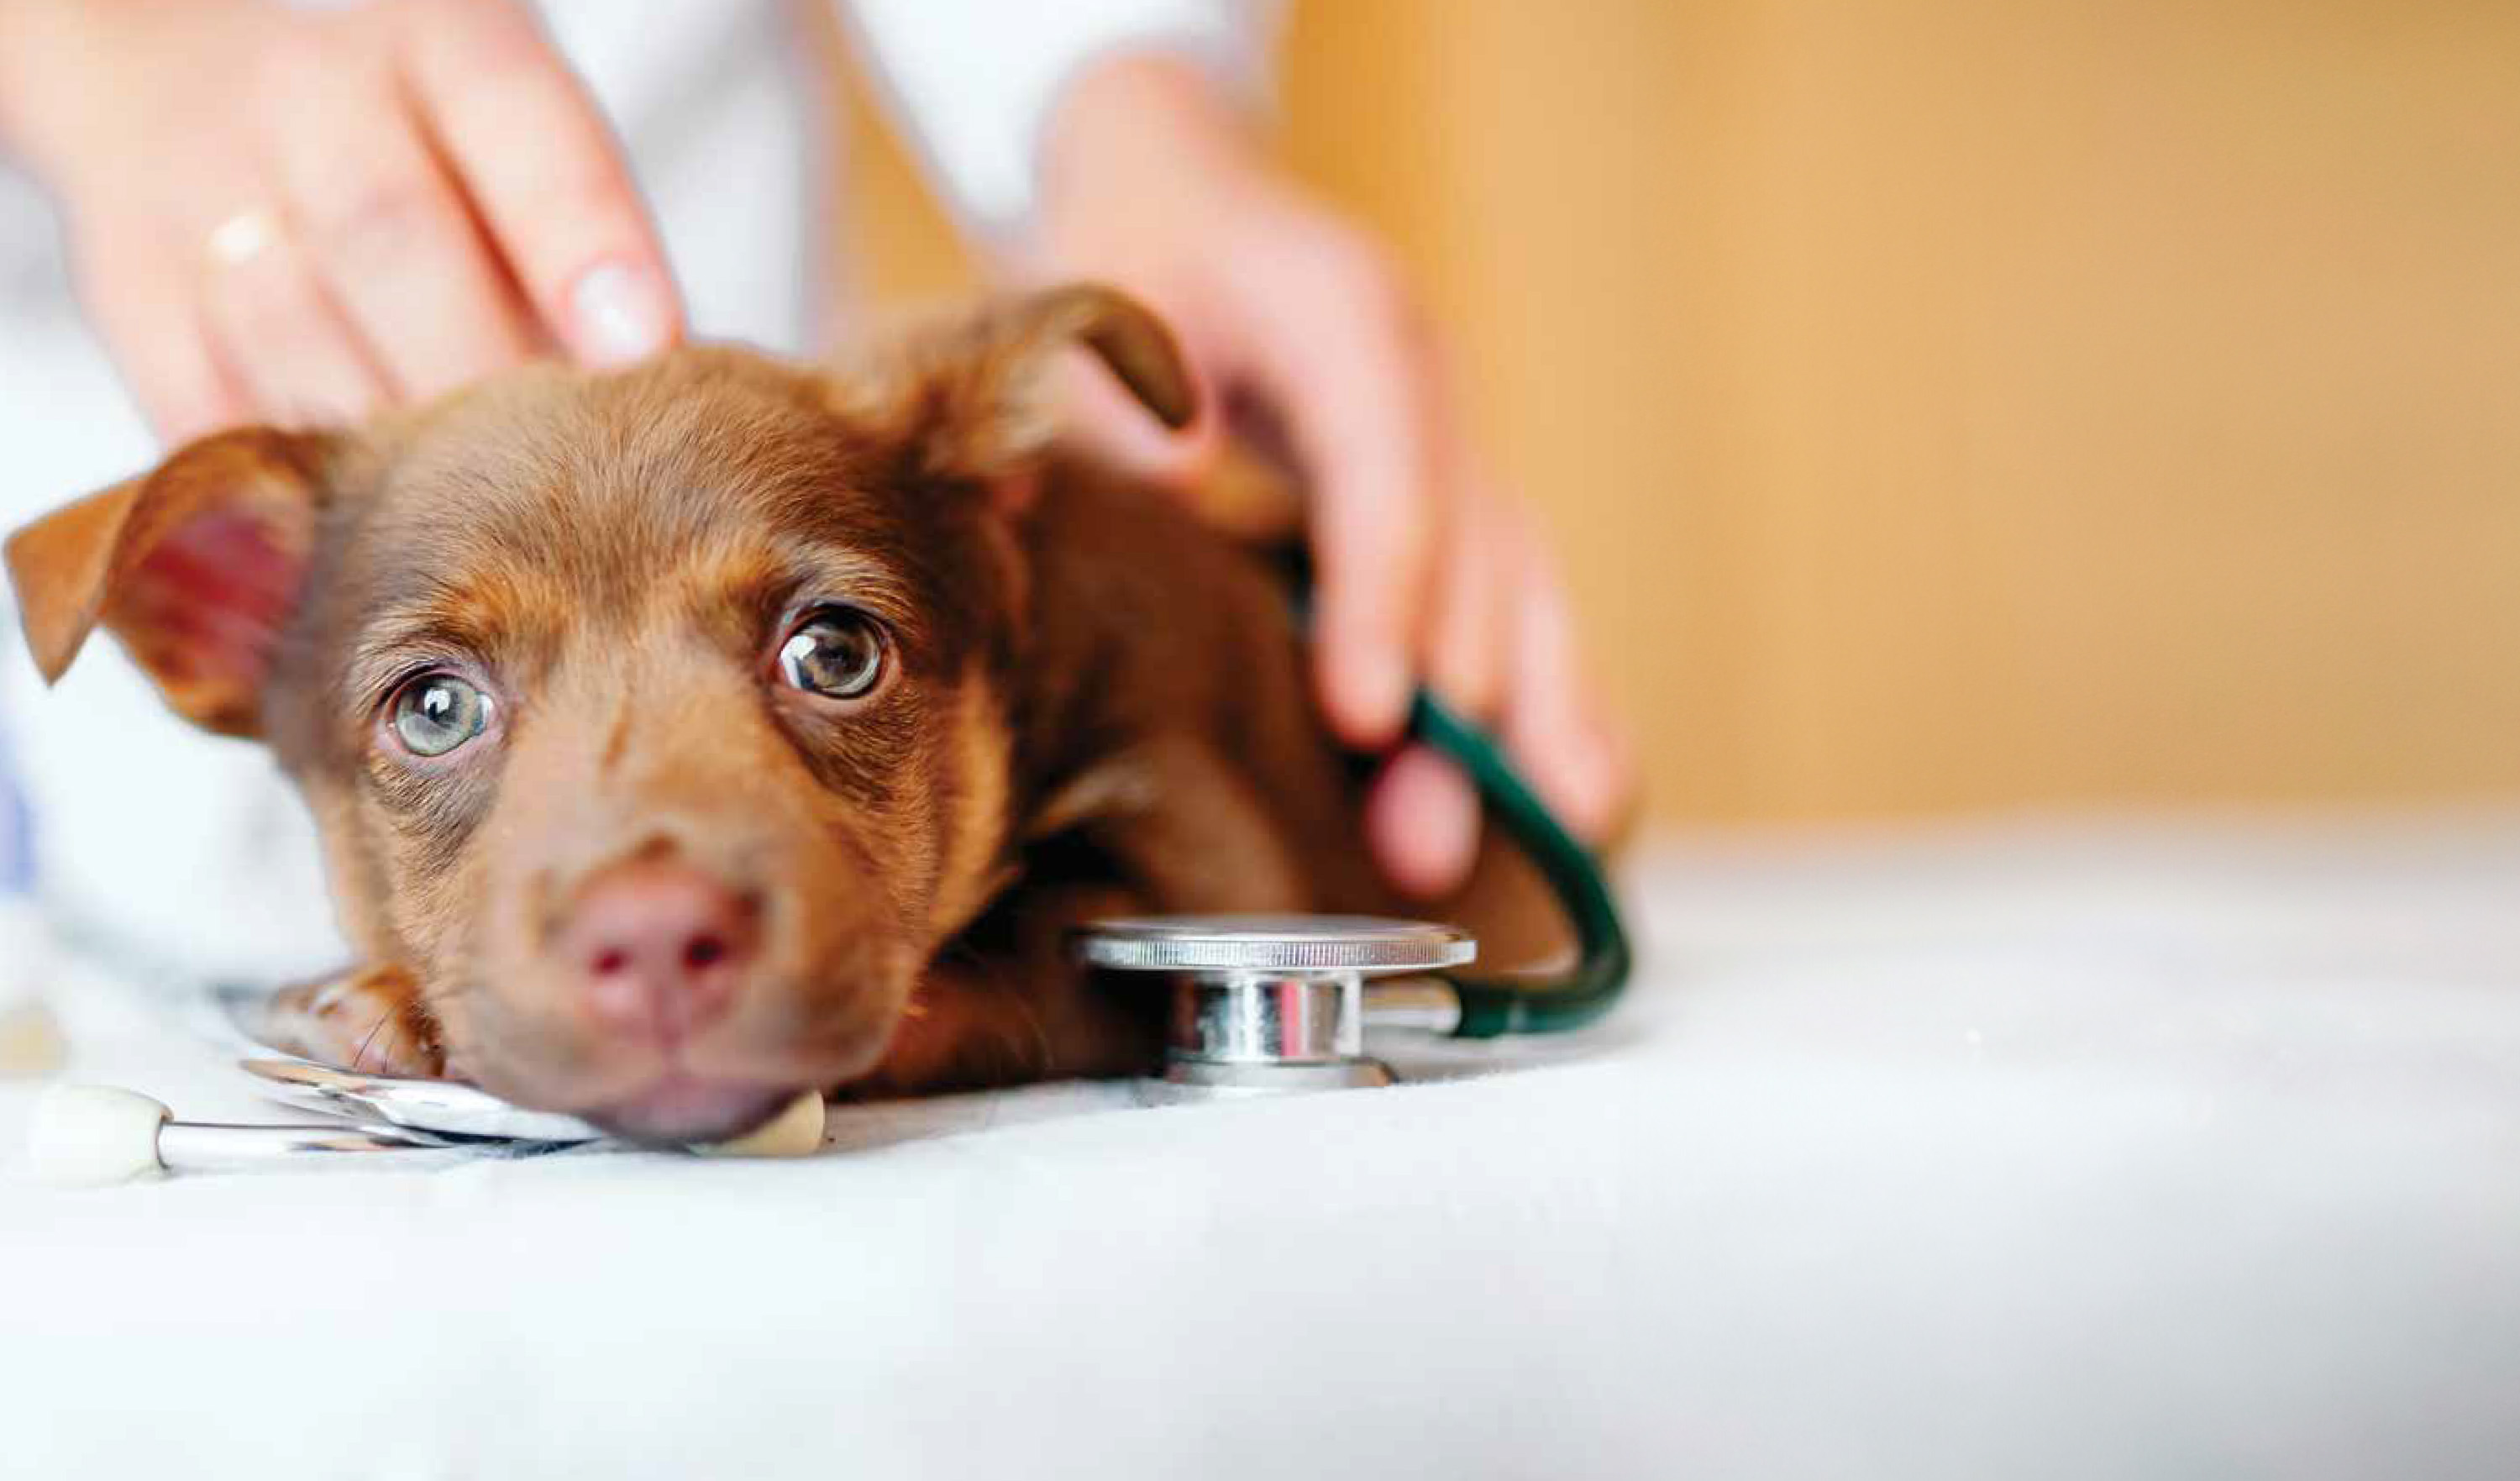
[1084,685,1634,1095]
[28,596,1633,1183]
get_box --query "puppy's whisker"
[990,974,1054,1080]
[351,1011,392,1074]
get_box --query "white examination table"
[4,810,2517,1478]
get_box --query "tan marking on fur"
[659,535,918,633]
[1179,441,1306,544]
[927,675,1015,941]
[1025,752,1163,840]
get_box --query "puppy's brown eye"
[391,675,491,757]
[778,608,887,700]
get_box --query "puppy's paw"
[262,964,449,1079]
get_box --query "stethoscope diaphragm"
[1074,913,1477,1097]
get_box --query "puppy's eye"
[390,675,492,758]
[778,607,888,700]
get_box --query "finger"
[1234,239,1444,746]
[1497,540,1635,843]
[74,230,249,443]
[1583,711,1645,852]
[260,49,537,401]
[1420,482,1517,724]
[1365,744,1483,900]
[198,210,391,428]
[1362,486,1515,898]
[400,0,680,366]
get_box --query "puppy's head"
[6,286,1196,1140]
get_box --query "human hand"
[1033,57,1635,896]
[0,0,678,441]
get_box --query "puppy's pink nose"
[559,862,754,1045]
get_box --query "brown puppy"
[5,286,1552,1142]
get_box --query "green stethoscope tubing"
[1404,688,1633,1037]
[1280,549,1630,1037]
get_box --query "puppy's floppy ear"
[4,426,336,738]
[837,283,1200,482]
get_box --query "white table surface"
[3,808,2517,1479]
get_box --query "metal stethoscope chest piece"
[1074,914,1476,1097]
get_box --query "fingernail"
[1421,756,1482,885]
[570,261,669,366]
[1368,747,1480,899]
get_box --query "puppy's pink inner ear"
[113,508,306,695]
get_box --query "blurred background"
[831,0,2520,827]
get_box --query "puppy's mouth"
[586,1074,801,1144]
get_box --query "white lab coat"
[0,0,1267,980]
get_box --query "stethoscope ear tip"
[26,1082,172,1187]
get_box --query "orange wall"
[838,1,2520,824]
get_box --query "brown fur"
[4,286,1551,1140]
